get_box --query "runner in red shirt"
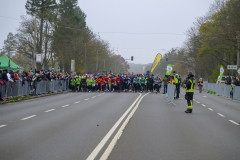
[116,75,122,93]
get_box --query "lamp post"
[7,34,14,72]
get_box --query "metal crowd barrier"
[0,79,69,100]
[166,83,175,105]
[202,82,240,101]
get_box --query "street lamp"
[33,4,56,68]
[7,34,14,72]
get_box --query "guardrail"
[166,83,175,105]
[0,79,69,99]
[202,81,240,101]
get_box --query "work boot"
[185,109,192,113]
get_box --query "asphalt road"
[0,89,240,160]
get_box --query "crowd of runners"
[69,73,162,94]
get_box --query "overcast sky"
[0,0,215,64]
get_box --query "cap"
[173,71,176,73]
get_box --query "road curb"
[0,90,70,105]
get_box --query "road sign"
[227,65,237,70]
[36,54,42,63]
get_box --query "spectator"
[7,71,14,82]
[163,75,168,94]
[236,77,240,86]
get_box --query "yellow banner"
[150,53,162,72]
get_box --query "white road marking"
[196,101,200,103]
[0,125,7,128]
[45,109,55,112]
[21,115,36,120]
[203,96,207,98]
[85,98,89,100]
[86,94,142,160]
[208,108,214,111]
[74,101,81,104]
[202,104,206,107]
[62,104,69,107]
[92,96,96,98]
[98,95,101,96]
[217,113,225,117]
[229,120,240,126]
[100,93,149,160]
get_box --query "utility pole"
[8,50,10,72]
[237,31,239,69]
[33,12,37,68]
[96,49,98,72]
[115,61,117,73]
[104,59,105,71]
[84,43,87,74]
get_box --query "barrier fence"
[0,79,69,99]
[166,83,175,105]
[202,81,240,101]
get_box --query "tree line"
[1,0,129,74]
[153,0,240,82]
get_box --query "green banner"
[238,68,240,75]
[166,64,172,75]
[219,65,224,84]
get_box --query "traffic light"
[131,56,134,61]
[166,58,168,61]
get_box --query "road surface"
[0,90,240,160]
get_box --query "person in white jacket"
[7,71,13,82]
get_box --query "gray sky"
[0,0,215,64]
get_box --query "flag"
[166,64,172,75]
[219,65,224,84]
[150,54,162,73]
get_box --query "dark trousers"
[176,83,180,98]
[134,84,139,92]
[117,84,121,92]
[140,84,145,91]
[154,84,159,92]
[98,83,101,91]
[102,85,105,91]
[88,85,92,91]
[164,85,167,93]
[149,83,153,92]
[186,92,193,109]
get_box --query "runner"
[116,75,122,93]
[140,75,146,93]
[133,75,139,93]
[87,77,92,92]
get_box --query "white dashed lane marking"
[62,104,69,108]
[92,96,96,98]
[21,115,36,120]
[0,125,7,128]
[229,120,240,126]
[208,108,214,111]
[217,113,225,117]
[98,95,101,96]
[85,98,89,100]
[45,109,55,112]
[196,101,200,103]
[202,104,206,107]
[203,96,207,98]
[74,101,81,104]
